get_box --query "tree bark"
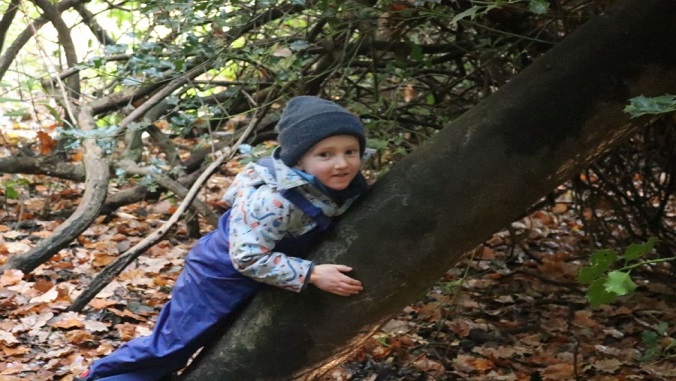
[179,0,676,379]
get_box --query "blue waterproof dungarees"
[86,184,332,381]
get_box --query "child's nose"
[334,155,348,167]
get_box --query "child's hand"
[310,264,363,296]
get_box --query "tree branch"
[74,2,116,46]
[0,0,21,53]
[0,155,85,181]
[69,117,259,312]
[116,159,219,227]
[0,0,85,82]
[0,105,110,274]
[31,0,81,99]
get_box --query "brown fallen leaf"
[88,298,119,310]
[49,312,85,329]
[412,354,445,378]
[0,269,24,287]
[0,330,19,345]
[115,322,138,341]
[542,363,575,380]
[29,287,58,304]
[65,329,95,345]
[3,345,29,356]
[108,308,146,322]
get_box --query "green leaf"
[0,97,22,103]
[640,329,662,361]
[624,237,659,261]
[578,249,617,284]
[624,94,676,117]
[590,249,618,267]
[5,185,18,199]
[586,277,618,308]
[642,330,659,347]
[426,93,436,105]
[655,321,668,336]
[605,271,637,296]
[451,6,481,26]
[3,109,28,117]
[529,0,549,14]
[578,266,601,285]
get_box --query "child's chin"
[325,181,350,191]
[327,184,348,191]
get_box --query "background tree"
[0,0,673,379]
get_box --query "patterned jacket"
[223,152,360,292]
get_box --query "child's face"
[296,135,361,191]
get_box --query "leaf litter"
[0,172,674,381]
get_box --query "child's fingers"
[333,264,353,272]
[336,281,363,295]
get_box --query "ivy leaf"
[623,237,659,261]
[578,266,600,285]
[578,249,616,284]
[529,0,549,15]
[655,321,668,336]
[451,6,480,26]
[590,249,617,267]
[605,271,637,296]
[624,94,676,117]
[289,40,309,51]
[642,330,659,347]
[640,329,662,361]
[586,277,618,308]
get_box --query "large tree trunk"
[180,0,676,379]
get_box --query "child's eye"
[318,152,331,158]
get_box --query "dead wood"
[0,105,110,274]
[69,119,259,311]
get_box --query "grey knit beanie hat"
[276,96,366,166]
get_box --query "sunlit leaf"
[529,0,549,14]
[605,271,637,296]
[451,6,481,26]
[624,94,676,117]
[5,185,19,199]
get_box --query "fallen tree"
[179,0,676,379]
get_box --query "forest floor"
[0,154,674,381]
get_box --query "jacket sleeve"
[227,184,314,292]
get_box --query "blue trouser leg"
[86,231,259,381]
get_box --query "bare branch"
[30,0,81,98]
[0,0,85,82]
[0,0,21,53]
[116,159,219,227]
[69,117,259,312]
[74,2,116,46]
[0,105,110,274]
[0,155,85,181]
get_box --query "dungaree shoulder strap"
[257,156,333,231]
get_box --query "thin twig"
[68,116,258,312]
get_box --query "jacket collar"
[253,148,309,191]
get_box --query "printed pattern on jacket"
[223,153,358,292]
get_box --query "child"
[76,96,368,381]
